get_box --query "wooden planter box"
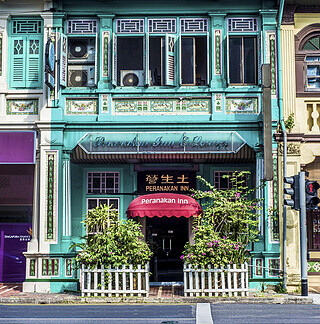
[80,263,149,297]
[183,263,249,297]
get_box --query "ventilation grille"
[180,18,208,33]
[148,19,176,33]
[116,19,144,33]
[67,19,97,34]
[12,20,42,34]
[228,18,258,32]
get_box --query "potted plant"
[73,204,152,297]
[181,171,261,297]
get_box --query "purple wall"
[0,132,35,164]
[0,223,31,282]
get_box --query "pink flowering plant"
[182,171,261,268]
[73,204,152,268]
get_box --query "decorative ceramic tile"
[214,30,222,75]
[226,97,258,114]
[308,262,320,272]
[30,259,36,276]
[113,98,211,115]
[6,99,38,115]
[269,34,277,96]
[42,259,59,276]
[102,31,110,77]
[45,151,58,241]
[101,94,109,112]
[215,94,223,112]
[66,98,98,115]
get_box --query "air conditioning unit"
[68,65,95,87]
[68,37,95,63]
[120,70,144,86]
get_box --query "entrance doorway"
[146,217,188,282]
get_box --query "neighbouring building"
[279,1,320,292]
[0,0,281,292]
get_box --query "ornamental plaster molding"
[278,142,301,155]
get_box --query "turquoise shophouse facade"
[7,0,281,292]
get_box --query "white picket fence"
[80,264,149,297]
[183,263,249,297]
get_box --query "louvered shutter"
[11,37,26,87]
[59,33,68,87]
[165,34,176,86]
[26,36,42,88]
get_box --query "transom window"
[213,171,248,190]
[87,172,119,194]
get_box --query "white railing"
[183,263,249,297]
[81,263,149,297]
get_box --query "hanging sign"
[78,131,246,154]
[138,171,196,194]
[45,38,55,89]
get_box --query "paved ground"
[1,303,320,323]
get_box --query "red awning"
[126,193,202,218]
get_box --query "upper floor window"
[227,18,258,86]
[10,18,43,88]
[303,36,320,91]
[114,18,208,87]
[60,19,97,88]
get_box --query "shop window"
[181,36,207,85]
[60,19,97,88]
[268,258,280,277]
[213,171,248,190]
[87,172,119,194]
[87,197,119,211]
[10,18,43,88]
[229,36,257,85]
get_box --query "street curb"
[0,295,313,304]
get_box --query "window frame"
[10,18,43,89]
[113,17,209,88]
[62,18,99,89]
[304,55,320,92]
[87,171,120,194]
[228,35,257,86]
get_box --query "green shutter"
[11,37,26,88]
[165,34,176,86]
[26,37,42,88]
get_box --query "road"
[1,303,320,323]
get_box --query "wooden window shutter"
[165,34,176,86]
[26,36,42,88]
[11,37,26,87]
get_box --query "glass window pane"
[243,37,256,84]
[87,199,97,210]
[117,37,143,86]
[109,199,119,210]
[229,37,242,83]
[181,37,195,84]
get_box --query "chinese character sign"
[138,171,196,194]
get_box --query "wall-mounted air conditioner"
[120,70,144,86]
[68,65,95,87]
[68,37,95,63]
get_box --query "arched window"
[303,36,320,91]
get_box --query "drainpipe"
[277,0,287,288]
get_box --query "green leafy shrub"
[73,204,152,268]
[181,171,261,268]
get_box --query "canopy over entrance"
[126,193,202,218]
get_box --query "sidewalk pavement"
[0,283,315,304]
